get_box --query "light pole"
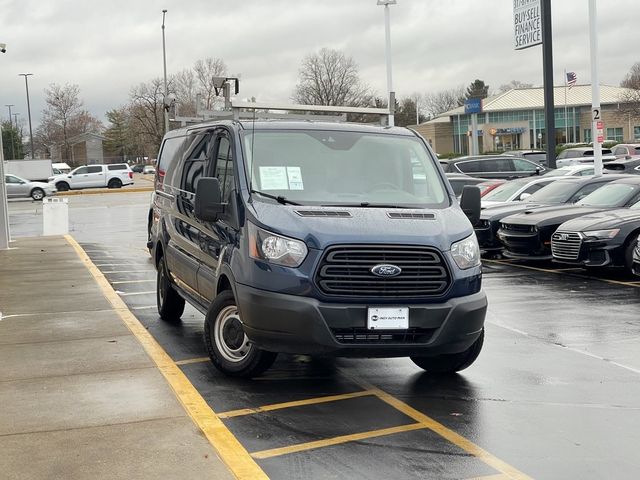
[18,74,35,159]
[161,9,169,134]
[5,104,15,160]
[589,0,602,177]
[378,0,397,127]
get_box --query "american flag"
[566,71,577,89]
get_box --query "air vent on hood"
[387,212,435,220]
[295,210,351,218]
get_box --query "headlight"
[248,222,308,267]
[451,234,480,269]
[583,229,619,240]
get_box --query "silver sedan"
[4,174,57,200]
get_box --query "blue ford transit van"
[149,120,486,377]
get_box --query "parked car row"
[472,173,640,275]
[48,164,134,191]
[3,174,56,200]
[131,164,156,174]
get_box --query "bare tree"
[172,68,198,116]
[498,80,533,93]
[36,83,102,159]
[422,86,466,118]
[621,62,640,90]
[292,48,374,107]
[194,57,228,110]
[619,62,640,120]
[129,78,165,155]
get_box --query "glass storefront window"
[606,128,623,142]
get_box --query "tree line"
[4,48,640,163]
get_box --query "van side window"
[158,136,183,175]
[181,135,210,193]
[214,135,234,200]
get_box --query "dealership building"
[412,84,640,155]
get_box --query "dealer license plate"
[367,307,409,330]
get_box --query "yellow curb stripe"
[343,373,533,480]
[218,390,376,419]
[251,423,426,460]
[64,234,268,480]
[175,357,211,366]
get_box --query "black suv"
[439,155,547,180]
[148,120,486,377]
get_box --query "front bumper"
[236,284,487,357]
[498,229,552,260]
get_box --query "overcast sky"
[1,0,638,128]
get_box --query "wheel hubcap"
[214,305,251,363]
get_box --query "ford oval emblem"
[371,264,402,277]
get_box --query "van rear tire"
[410,329,484,374]
[156,255,185,322]
[204,291,277,378]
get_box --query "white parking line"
[116,291,156,296]
[131,305,157,310]
[489,320,640,375]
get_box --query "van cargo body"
[149,120,487,377]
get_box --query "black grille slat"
[387,212,436,220]
[316,245,451,298]
[296,210,351,218]
[333,327,436,344]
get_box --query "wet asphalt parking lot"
[8,191,640,479]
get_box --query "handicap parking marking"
[78,241,532,479]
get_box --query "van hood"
[500,205,611,227]
[558,208,640,232]
[247,201,473,252]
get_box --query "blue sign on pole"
[464,98,483,114]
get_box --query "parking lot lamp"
[18,74,34,159]
[162,9,169,134]
[377,0,396,127]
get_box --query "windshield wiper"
[250,189,301,206]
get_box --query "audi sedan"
[552,202,640,273]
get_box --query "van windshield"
[241,129,447,208]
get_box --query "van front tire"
[204,291,277,378]
[156,255,185,322]
[410,328,484,374]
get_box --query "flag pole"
[564,69,568,143]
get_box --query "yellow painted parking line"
[251,423,426,460]
[484,259,640,289]
[175,357,210,366]
[343,373,533,480]
[65,235,268,480]
[467,474,512,480]
[218,390,376,419]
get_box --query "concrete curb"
[56,187,153,196]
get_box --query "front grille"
[315,245,450,298]
[551,231,582,260]
[333,327,436,344]
[501,223,536,233]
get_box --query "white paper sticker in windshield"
[259,166,288,190]
[286,167,304,190]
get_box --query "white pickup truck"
[48,164,134,191]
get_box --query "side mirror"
[520,192,532,201]
[535,167,541,176]
[195,177,224,222]
[460,185,481,226]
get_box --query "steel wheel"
[213,305,252,363]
